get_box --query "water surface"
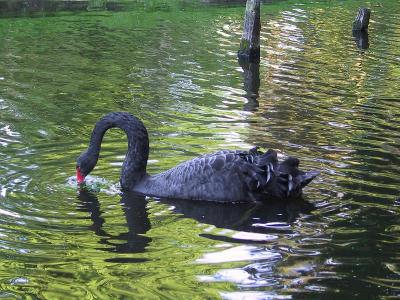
[0,0,399,298]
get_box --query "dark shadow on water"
[77,190,152,259]
[163,198,315,244]
[161,197,315,232]
[78,190,315,257]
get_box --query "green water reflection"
[0,0,399,298]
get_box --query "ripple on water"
[196,245,282,264]
[198,268,271,286]
[221,291,292,300]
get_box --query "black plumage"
[76,112,319,202]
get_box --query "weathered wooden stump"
[238,0,260,63]
[353,7,371,31]
[352,8,370,49]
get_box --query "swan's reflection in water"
[77,190,151,262]
[163,198,314,244]
[78,190,315,257]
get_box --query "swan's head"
[76,150,97,185]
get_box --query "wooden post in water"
[352,8,371,49]
[353,7,371,31]
[238,0,261,62]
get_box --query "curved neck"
[88,112,149,190]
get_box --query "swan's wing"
[156,148,277,202]
[141,148,319,201]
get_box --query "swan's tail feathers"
[254,148,278,166]
[241,148,319,200]
[261,154,319,199]
[278,156,300,173]
[299,170,320,188]
[282,169,319,198]
[248,146,261,155]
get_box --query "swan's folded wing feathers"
[157,150,271,202]
[153,147,321,202]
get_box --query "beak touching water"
[76,167,85,185]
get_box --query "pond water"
[0,0,399,298]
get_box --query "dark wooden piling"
[238,0,261,63]
[352,8,371,50]
[353,7,371,31]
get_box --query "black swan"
[76,112,319,202]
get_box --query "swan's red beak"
[76,167,85,185]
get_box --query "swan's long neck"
[88,112,149,190]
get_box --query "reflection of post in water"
[352,7,371,50]
[239,59,260,111]
[353,30,369,50]
[77,190,151,256]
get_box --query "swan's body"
[76,112,318,202]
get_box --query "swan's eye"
[76,167,86,184]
